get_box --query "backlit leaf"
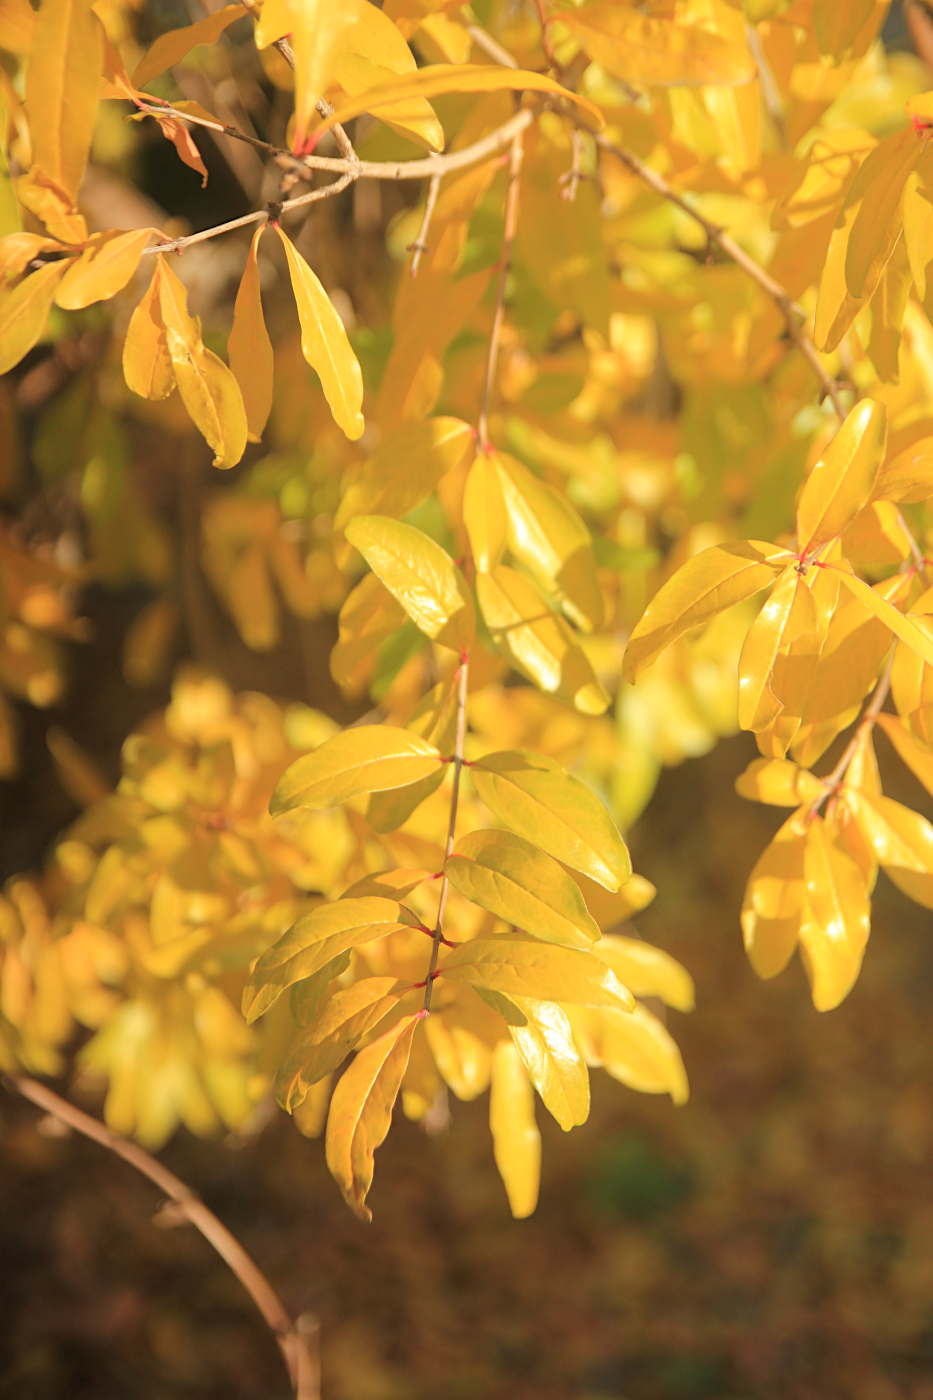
[463,448,507,574]
[122,263,174,401]
[445,829,601,950]
[0,259,71,375]
[227,224,273,443]
[335,418,474,530]
[556,5,756,87]
[132,4,244,88]
[25,0,102,201]
[871,437,933,505]
[257,0,362,150]
[846,790,933,909]
[740,809,808,980]
[802,814,870,1010]
[270,724,443,815]
[508,996,589,1131]
[489,1039,540,1219]
[845,130,920,301]
[592,934,695,1012]
[276,976,403,1110]
[330,573,408,692]
[275,223,364,441]
[738,565,819,732]
[325,1011,421,1221]
[572,1003,689,1103]
[439,936,634,1010]
[796,399,887,553]
[55,229,155,311]
[345,515,474,651]
[470,749,630,891]
[735,757,825,807]
[831,567,933,669]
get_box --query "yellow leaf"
[274,223,364,441]
[735,757,824,807]
[592,934,695,1012]
[366,678,456,833]
[875,712,933,798]
[740,809,808,979]
[845,790,933,909]
[157,259,247,469]
[831,567,933,669]
[507,996,589,1131]
[802,814,870,1009]
[258,0,363,150]
[477,565,609,716]
[54,228,155,311]
[335,418,474,531]
[471,749,630,892]
[333,50,443,154]
[872,437,933,505]
[276,976,403,1111]
[574,1002,689,1104]
[270,724,443,814]
[227,224,273,443]
[445,828,601,950]
[555,4,756,88]
[844,127,921,301]
[243,897,418,1019]
[439,936,634,1011]
[0,0,34,53]
[345,515,474,651]
[622,540,788,683]
[25,0,102,202]
[315,63,604,138]
[903,143,933,317]
[773,129,876,232]
[0,233,69,283]
[155,116,209,187]
[813,0,874,58]
[565,869,656,931]
[867,233,911,384]
[325,1011,420,1221]
[132,5,244,88]
[122,264,175,401]
[423,1014,491,1101]
[489,1039,540,1219]
[841,501,912,574]
[463,448,507,574]
[738,565,819,732]
[796,399,887,554]
[0,258,71,375]
[496,450,603,632]
[330,573,408,692]
[341,869,431,900]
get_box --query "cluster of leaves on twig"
[5,0,933,1222]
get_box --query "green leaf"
[345,515,474,651]
[445,829,600,949]
[277,977,404,1111]
[242,897,419,1021]
[471,749,630,892]
[439,936,633,1010]
[270,725,443,815]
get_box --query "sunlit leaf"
[796,399,887,553]
[0,259,71,375]
[122,263,175,401]
[463,448,508,574]
[276,976,404,1110]
[132,4,244,88]
[271,724,443,815]
[439,936,633,1010]
[802,814,870,1011]
[555,4,756,87]
[506,996,589,1131]
[25,0,102,201]
[335,418,474,531]
[489,1039,540,1219]
[227,224,273,442]
[345,515,474,651]
[55,229,155,311]
[591,934,694,1012]
[735,757,825,808]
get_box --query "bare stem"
[409,174,441,277]
[4,1074,316,1399]
[478,133,524,446]
[423,657,469,1014]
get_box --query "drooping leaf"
[796,399,887,554]
[875,712,933,798]
[802,814,870,1011]
[622,541,789,683]
[0,259,71,375]
[735,758,825,808]
[737,565,819,732]
[132,4,244,88]
[871,437,933,505]
[330,573,408,692]
[470,750,630,892]
[845,790,933,910]
[345,515,474,651]
[227,224,273,443]
[55,229,155,311]
[439,936,633,1010]
[592,934,695,1012]
[325,1011,421,1221]
[740,809,808,981]
[276,977,404,1110]
[831,567,933,669]
[463,448,508,574]
[257,0,363,151]
[25,0,102,201]
[489,1039,540,1219]
[270,724,443,815]
[274,223,364,441]
[122,263,174,401]
[571,1003,689,1103]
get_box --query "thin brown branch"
[5,1074,316,1398]
[811,646,895,814]
[534,0,558,67]
[465,20,519,69]
[423,657,469,1014]
[478,132,524,446]
[409,173,441,277]
[595,135,845,419]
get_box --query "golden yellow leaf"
[258,0,362,150]
[0,258,71,375]
[335,418,474,531]
[274,223,364,441]
[773,129,876,232]
[867,233,911,383]
[489,1039,540,1219]
[25,0,102,202]
[507,996,589,1131]
[345,515,474,651]
[623,540,788,683]
[276,976,403,1111]
[845,127,921,301]
[0,0,35,53]
[330,573,408,693]
[574,1002,689,1104]
[0,233,69,283]
[155,117,208,187]
[846,790,933,909]
[796,399,887,554]
[477,566,609,716]
[54,228,155,311]
[813,0,874,58]
[740,809,808,980]
[735,757,825,807]
[445,828,601,950]
[872,437,933,505]
[325,1011,421,1221]
[227,224,273,443]
[903,143,933,318]
[366,679,456,833]
[471,749,630,892]
[802,814,870,1010]
[556,4,756,88]
[591,934,695,1012]
[333,50,443,155]
[270,724,443,815]
[463,448,508,575]
[831,566,933,669]
[439,936,633,1011]
[132,4,244,88]
[738,565,819,732]
[875,712,933,798]
[16,167,87,244]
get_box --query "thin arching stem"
[4,1075,318,1400]
[478,132,524,446]
[423,657,469,1014]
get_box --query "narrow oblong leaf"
[123,263,174,401]
[25,0,102,201]
[0,259,71,375]
[738,565,819,732]
[463,448,508,574]
[276,977,403,1111]
[489,1039,540,1219]
[802,815,870,1010]
[846,790,933,908]
[243,897,418,1020]
[871,437,933,505]
[832,567,933,669]
[875,712,933,797]
[622,541,789,684]
[228,224,273,442]
[325,1012,421,1221]
[270,725,443,815]
[735,758,825,808]
[345,515,474,651]
[445,829,600,950]
[330,573,408,692]
[335,418,474,530]
[132,4,244,88]
[845,130,922,301]
[796,400,887,553]
[55,228,155,311]
[274,223,363,441]
[573,1003,689,1103]
[471,750,630,892]
[439,937,634,1011]
[508,997,589,1131]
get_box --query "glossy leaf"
[796,400,887,553]
[276,977,403,1110]
[573,1003,689,1104]
[740,810,808,981]
[737,565,818,732]
[489,1039,540,1219]
[831,567,933,669]
[25,0,102,201]
[846,790,933,909]
[257,0,361,151]
[622,541,788,683]
[0,259,71,375]
[325,1011,420,1222]
[227,224,273,443]
[55,229,154,311]
[439,937,633,1011]
[556,5,756,87]
[274,223,364,441]
[802,815,870,1010]
[871,438,933,505]
[123,264,174,401]
[470,749,630,892]
[735,758,825,808]
[592,934,695,1012]
[508,996,589,1131]
[345,515,474,651]
[132,4,243,88]
[270,724,443,815]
